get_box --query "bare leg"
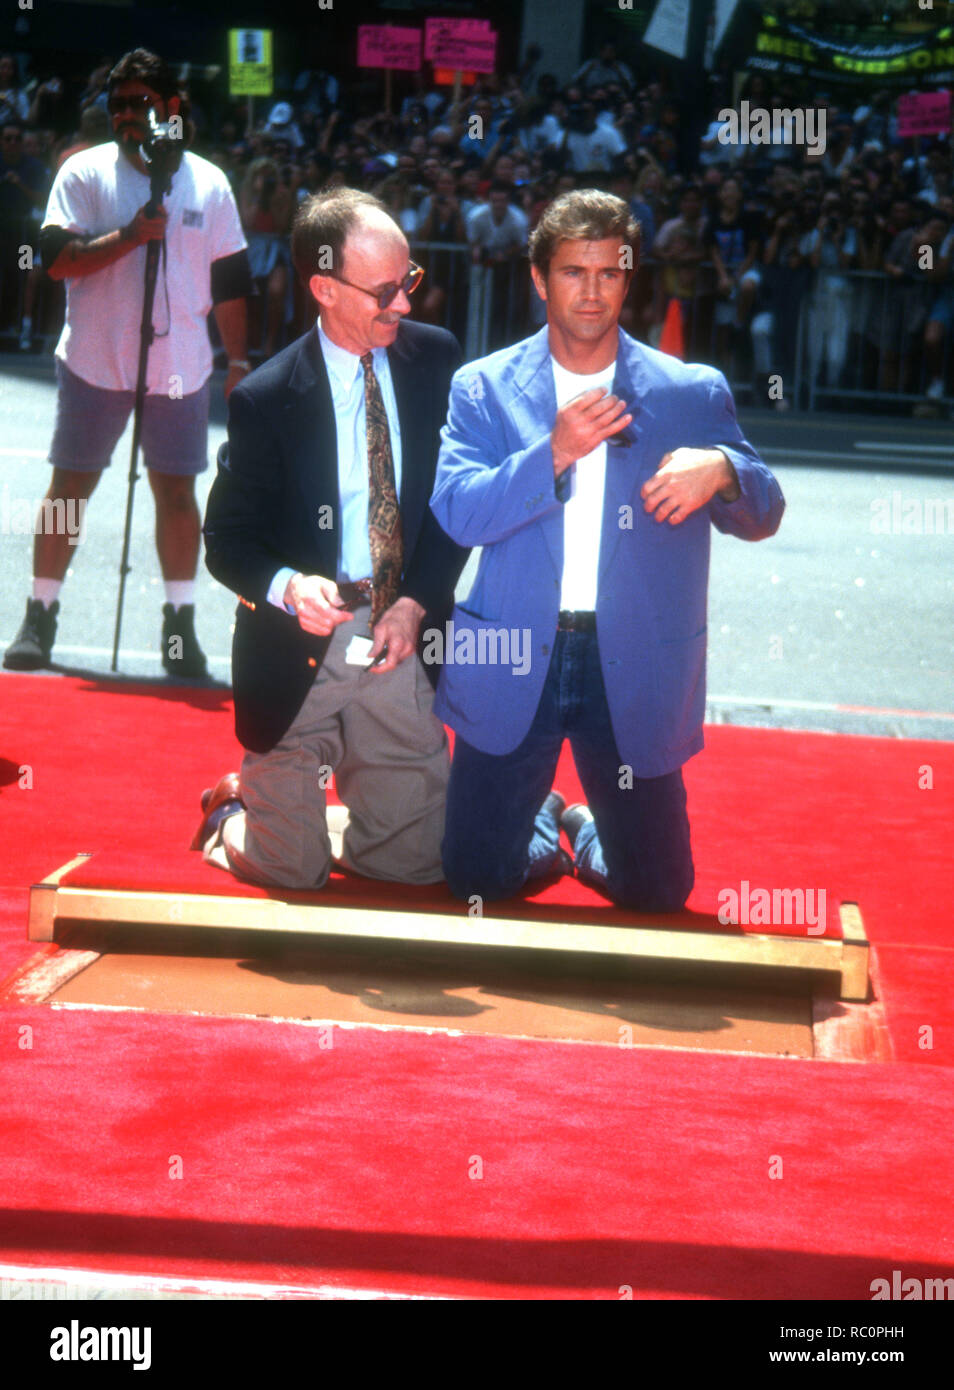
[148,471,200,580]
[33,467,102,580]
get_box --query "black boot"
[161,603,208,679]
[3,598,59,670]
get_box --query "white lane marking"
[709,694,954,721]
[761,447,954,467]
[855,442,954,455]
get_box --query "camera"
[139,108,184,188]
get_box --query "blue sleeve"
[430,368,562,547]
[704,372,785,541]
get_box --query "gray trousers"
[205,618,450,889]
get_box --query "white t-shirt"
[465,202,528,252]
[45,143,247,395]
[564,125,625,173]
[551,356,616,611]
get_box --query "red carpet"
[1,1006,951,1299]
[1,675,952,1297]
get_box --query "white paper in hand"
[344,635,375,666]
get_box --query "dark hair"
[290,186,391,283]
[529,188,641,277]
[108,49,179,104]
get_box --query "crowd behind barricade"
[1,44,952,413]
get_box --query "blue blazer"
[429,326,785,778]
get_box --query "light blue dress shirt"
[268,320,403,611]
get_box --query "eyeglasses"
[328,261,424,309]
[107,94,155,116]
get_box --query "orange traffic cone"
[659,297,685,360]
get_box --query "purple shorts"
[49,359,210,475]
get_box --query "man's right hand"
[122,204,168,246]
[284,573,355,636]
[551,389,633,476]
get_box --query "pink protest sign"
[897,91,951,138]
[357,25,422,72]
[425,18,496,73]
[424,18,491,58]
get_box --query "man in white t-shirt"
[4,48,251,678]
[563,102,626,174]
[431,189,784,910]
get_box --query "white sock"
[20,315,32,332]
[33,578,62,608]
[164,580,196,609]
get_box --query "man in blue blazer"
[430,189,784,911]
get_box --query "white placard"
[643,0,691,61]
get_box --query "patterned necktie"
[360,351,403,625]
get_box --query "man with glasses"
[194,187,468,891]
[3,48,251,678]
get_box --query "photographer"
[466,180,529,349]
[561,100,625,174]
[806,192,857,389]
[880,204,950,397]
[239,155,293,361]
[4,48,251,677]
[0,120,50,333]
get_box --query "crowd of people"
[0,43,952,410]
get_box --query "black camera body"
[140,109,184,208]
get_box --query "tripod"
[110,146,180,672]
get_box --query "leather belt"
[337,578,374,610]
[557,610,596,632]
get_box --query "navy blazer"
[204,320,468,753]
[430,326,785,778]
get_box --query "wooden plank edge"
[27,854,94,941]
[35,883,851,978]
[838,902,871,1002]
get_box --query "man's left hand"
[368,596,426,674]
[641,448,740,525]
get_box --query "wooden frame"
[28,857,871,1001]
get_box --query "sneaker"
[925,378,945,401]
[18,330,31,352]
[561,802,594,850]
[161,603,208,679]
[3,598,58,670]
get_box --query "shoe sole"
[3,654,48,671]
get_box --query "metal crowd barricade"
[4,232,949,417]
[804,267,954,412]
[408,240,539,361]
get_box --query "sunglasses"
[328,261,424,310]
[107,94,155,115]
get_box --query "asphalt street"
[1,356,951,741]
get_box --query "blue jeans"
[442,629,694,911]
